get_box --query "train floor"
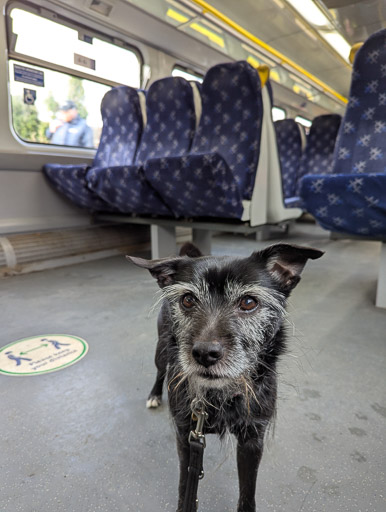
[1,222,385,512]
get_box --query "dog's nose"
[192,342,224,368]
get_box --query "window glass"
[272,106,286,121]
[8,6,141,148]
[295,115,312,128]
[172,66,204,83]
[10,60,110,148]
[10,8,141,87]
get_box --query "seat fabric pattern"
[87,165,172,216]
[191,61,262,200]
[298,114,341,183]
[43,86,143,211]
[145,153,243,219]
[43,164,116,211]
[87,77,196,215]
[93,86,143,168]
[144,61,263,219]
[300,29,386,236]
[300,173,386,236]
[274,119,302,200]
[134,77,196,164]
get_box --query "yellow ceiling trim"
[190,0,348,104]
[246,55,259,69]
[190,22,225,47]
[166,8,189,23]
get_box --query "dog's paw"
[146,395,162,409]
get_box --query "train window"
[9,60,111,148]
[7,5,141,148]
[172,66,204,83]
[272,107,286,121]
[295,115,312,128]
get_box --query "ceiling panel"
[329,0,386,45]
[206,0,354,96]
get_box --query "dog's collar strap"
[183,399,208,512]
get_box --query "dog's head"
[128,243,323,389]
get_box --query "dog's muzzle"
[191,341,224,368]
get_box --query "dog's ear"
[179,242,203,258]
[126,255,181,288]
[252,243,324,293]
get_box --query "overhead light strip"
[286,0,351,63]
[188,0,348,104]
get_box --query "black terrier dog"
[128,242,323,511]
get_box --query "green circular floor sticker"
[0,335,88,376]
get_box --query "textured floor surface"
[1,223,385,512]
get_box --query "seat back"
[274,119,303,199]
[134,77,197,165]
[332,28,386,175]
[297,114,341,182]
[191,61,263,200]
[93,86,144,168]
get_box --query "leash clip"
[189,399,208,448]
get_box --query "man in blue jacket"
[46,100,94,147]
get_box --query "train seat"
[298,113,341,184]
[300,28,386,237]
[43,86,144,211]
[258,85,303,224]
[87,77,199,216]
[274,119,303,206]
[143,61,263,220]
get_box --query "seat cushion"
[143,153,243,219]
[87,165,172,216]
[43,163,115,211]
[300,173,386,236]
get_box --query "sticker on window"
[23,88,36,105]
[74,53,96,70]
[14,63,44,87]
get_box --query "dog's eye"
[239,296,258,312]
[181,294,195,309]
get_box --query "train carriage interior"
[0,0,385,511]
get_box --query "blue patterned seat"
[143,61,263,219]
[43,86,143,211]
[298,114,342,182]
[300,29,386,236]
[87,77,198,215]
[274,119,303,204]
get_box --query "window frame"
[6,0,144,89]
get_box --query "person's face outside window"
[58,107,78,123]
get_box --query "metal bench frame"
[96,214,290,258]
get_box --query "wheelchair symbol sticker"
[23,88,36,105]
[0,335,88,376]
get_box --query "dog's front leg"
[236,434,264,512]
[175,428,190,512]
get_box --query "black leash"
[182,399,208,512]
